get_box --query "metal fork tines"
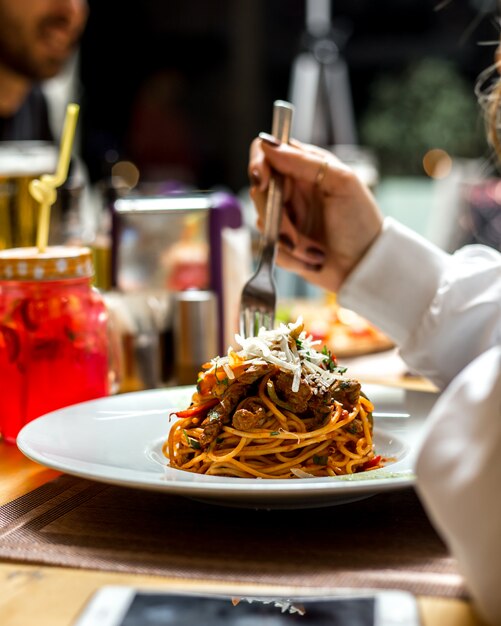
[239,100,294,338]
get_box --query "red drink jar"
[0,246,110,443]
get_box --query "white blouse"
[339,217,501,625]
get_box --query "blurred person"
[248,44,501,626]
[0,0,88,141]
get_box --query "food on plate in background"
[278,298,394,358]
[164,319,383,479]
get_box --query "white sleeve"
[415,347,501,626]
[340,218,501,623]
[339,217,501,388]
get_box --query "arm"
[250,135,501,623]
[339,217,501,625]
[249,136,501,387]
[339,217,501,388]
[415,346,501,625]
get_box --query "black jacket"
[0,85,53,142]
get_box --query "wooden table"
[0,442,485,626]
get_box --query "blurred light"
[104,149,119,164]
[111,161,140,190]
[422,149,452,179]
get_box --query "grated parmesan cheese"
[205,319,346,390]
[223,363,235,380]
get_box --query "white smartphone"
[73,586,421,626]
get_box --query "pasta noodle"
[163,319,383,479]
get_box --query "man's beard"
[0,17,75,81]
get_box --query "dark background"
[78,0,499,191]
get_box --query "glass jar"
[0,246,110,443]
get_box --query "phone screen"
[118,594,375,626]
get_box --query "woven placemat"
[0,475,465,598]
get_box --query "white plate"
[17,385,437,509]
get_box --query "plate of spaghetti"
[17,320,434,509]
[166,319,388,479]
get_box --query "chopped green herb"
[320,345,348,374]
[322,345,337,371]
[183,430,201,449]
[313,454,328,465]
[270,431,279,436]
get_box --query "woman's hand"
[248,135,384,293]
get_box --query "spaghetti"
[164,319,383,479]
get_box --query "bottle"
[0,246,110,443]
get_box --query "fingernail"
[249,168,261,187]
[304,262,323,272]
[278,233,295,250]
[305,246,326,262]
[259,132,281,147]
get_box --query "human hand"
[248,135,383,292]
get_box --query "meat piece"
[346,416,364,434]
[199,364,273,447]
[273,371,312,413]
[232,399,267,431]
[306,388,332,421]
[206,363,274,424]
[330,379,361,410]
[237,363,275,385]
[232,409,263,431]
[199,420,222,447]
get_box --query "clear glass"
[0,276,109,443]
[0,141,58,250]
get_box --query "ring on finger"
[314,158,329,187]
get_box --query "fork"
[239,100,294,338]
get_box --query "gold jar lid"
[0,246,94,281]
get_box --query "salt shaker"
[173,290,219,385]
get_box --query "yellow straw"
[29,103,80,253]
